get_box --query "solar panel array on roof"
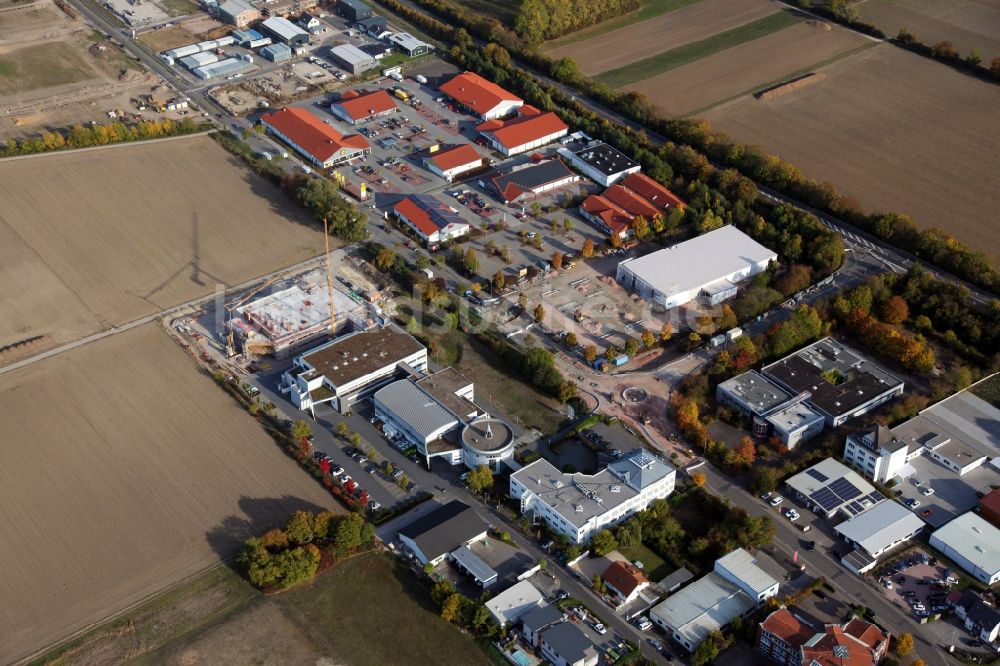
[830,478,862,502]
[810,477,868,513]
[810,488,840,512]
[806,468,829,482]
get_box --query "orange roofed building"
[757,607,889,666]
[579,172,685,240]
[439,71,523,120]
[260,107,369,168]
[476,106,569,157]
[422,144,484,182]
[602,560,651,605]
[329,89,398,125]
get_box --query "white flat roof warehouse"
[616,225,776,308]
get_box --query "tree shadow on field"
[205,494,330,571]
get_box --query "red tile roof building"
[578,173,685,239]
[981,488,1000,528]
[423,144,484,182]
[602,561,650,604]
[476,107,569,157]
[580,195,633,237]
[392,194,470,247]
[329,89,398,125]
[439,71,523,120]
[260,107,369,167]
[621,172,687,210]
[756,607,889,666]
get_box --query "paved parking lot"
[873,549,956,619]
[896,458,1000,529]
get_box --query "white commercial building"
[784,458,885,520]
[510,449,676,544]
[714,548,779,604]
[558,137,641,187]
[834,500,925,559]
[930,512,1000,585]
[715,371,823,448]
[373,367,516,471]
[615,225,777,309]
[281,324,426,414]
[843,425,913,484]
[485,580,544,625]
[651,547,777,654]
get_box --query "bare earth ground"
[703,44,1000,261]
[137,23,197,52]
[0,39,103,96]
[131,553,494,666]
[545,0,781,75]
[0,137,324,361]
[625,19,872,116]
[860,0,1000,61]
[0,323,338,664]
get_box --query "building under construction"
[228,269,375,358]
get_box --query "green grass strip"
[544,0,705,48]
[595,9,802,88]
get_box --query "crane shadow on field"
[205,494,330,572]
[130,212,226,309]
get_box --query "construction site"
[226,267,378,358]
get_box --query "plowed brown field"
[0,323,337,664]
[0,136,324,363]
[625,20,871,116]
[860,0,1000,61]
[703,44,1000,260]
[546,0,781,75]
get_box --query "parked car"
[922,487,935,496]
[330,465,344,476]
[636,617,653,631]
[340,474,352,484]
[769,495,784,507]
[593,623,607,635]
[368,499,381,511]
[785,508,800,522]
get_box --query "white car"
[769,496,784,507]
[593,623,607,635]
[785,509,799,522]
[913,478,924,487]
[339,474,352,484]
[922,487,935,496]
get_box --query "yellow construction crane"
[323,217,336,336]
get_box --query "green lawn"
[450,0,521,23]
[277,553,494,666]
[160,0,199,16]
[619,543,671,581]
[973,373,1000,409]
[0,42,96,95]
[595,9,802,88]
[545,0,704,49]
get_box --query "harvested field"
[448,0,520,23]
[544,0,703,48]
[0,323,338,664]
[546,0,781,76]
[860,0,1000,61]
[137,23,197,52]
[136,553,494,666]
[0,136,324,362]
[0,3,64,36]
[624,19,872,116]
[0,40,98,95]
[704,44,1000,261]
[597,9,801,87]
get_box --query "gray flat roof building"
[450,545,497,587]
[785,457,884,519]
[374,379,458,442]
[261,16,309,47]
[397,500,487,565]
[762,338,904,427]
[329,43,378,74]
[388,32,432,56]
[717,371,792,418]
[540,622,598,666]
[650,572,755,652]
[659,567,694,593]
[336,0,372,21]
[835,500,925,558]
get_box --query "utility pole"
[323,217,336,336]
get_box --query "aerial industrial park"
[1,0,999,665]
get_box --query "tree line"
[802,0,1000,84]
[0,117,204,158]
[513,0,641,43]
[238,510,375,591]
[213,132,368,243]
[369,0,999,294]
